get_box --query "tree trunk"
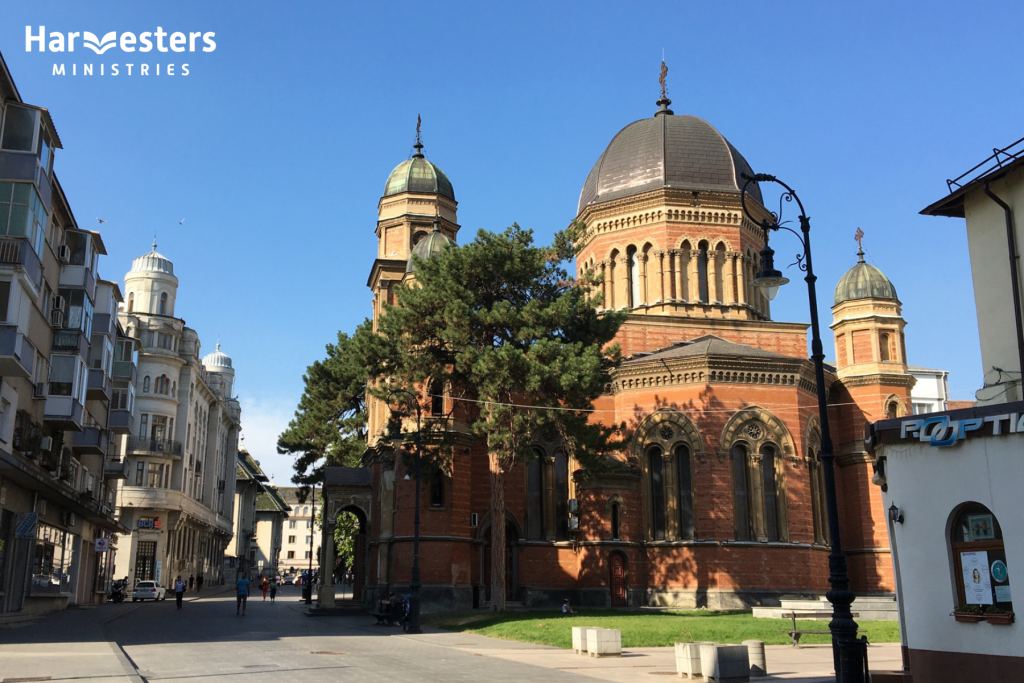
[488,445,506,612]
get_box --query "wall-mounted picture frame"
[968,513,995,541]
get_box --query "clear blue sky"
[1,1,1017,481]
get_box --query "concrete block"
[699,643,750,682]
[741,640,766,678]
[572,626,599,655]
[586,628,622,657]
[675,642,704,678]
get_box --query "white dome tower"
[203,341,235,398]
[124,240,179,317]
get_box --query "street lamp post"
[386,388,423,635]
[740,173,867,683]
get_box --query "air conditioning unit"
[568,498,579,514]
[40,436,53,451]
[56,245,70,264]
[98,504,108,515]
[36,499,47,515]
[51,295,66,313]
[62,511,76,526]
[49,309,64,329]
[568,516,580,532]
[469,512,478,528]
[33,382,47,398]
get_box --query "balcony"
[112,360,137,383]
[92,313,116,340]
[108,409,132,434]
[126,436,182,458]
[43,395,84,430]
[58,264,97,301]
[72,425,109,455]
[0,150,52,208]
[86,368,111,402]
[0,237,43,289]
[103,458,129,479]
[52,329,89,359]
[0,324,35,379]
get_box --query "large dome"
[834,251,898,305]
[384,156,455,201]
[130,241,174,276]
[202,341,233,370]
[406,219,456,274]
[578,103,761,215]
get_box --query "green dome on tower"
[834,249,898,305]
[406,217,456,274]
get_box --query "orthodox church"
[344,85,913,611]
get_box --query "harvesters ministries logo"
[25,26,217,77]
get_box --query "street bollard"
[742,639,767,678]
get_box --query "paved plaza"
[0,586,900,682]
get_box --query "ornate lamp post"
[386,387,423,635]
[739,173,868,683]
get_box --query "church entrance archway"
[609,551,627,607]
[338,505,368,601]
[478,512,521,604]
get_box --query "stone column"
[599,262,608,310]
[708,252,719,304]
[724,252,737,304]
[736,254,747,305]
[663,452,680,540]
[318,508,336,608]
[655,251,665,303]
[673,251,683,301]
[639,254,649,306]
[689,250,701,302]
[616,257,629,309]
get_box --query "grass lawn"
[425,610,900,648]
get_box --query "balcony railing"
[92,313,115,340]
[72,425,109,455]
[43,396,84,430]
[0,324,34,379]
[108,409,132,434]
[0,236,43,289]
[52,329,89,359]
[112,360,137,383]
[86,368,112,402]
[0,150,52,208]
[126,436,183,458]
[58,265,97,301]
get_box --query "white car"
[132,581,167,601]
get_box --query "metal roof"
[833,252,898,305]
[921,136,1024,218]
[623,334,791,365]
[384,156,455,200]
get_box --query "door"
[610,552,626,607]
[483,524,514,602]
[135,541,156,584]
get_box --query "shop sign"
[138,517,162,529]
[961,550,993,605]
[95,538,110,552]
[900,412,1024,448]
[15,512,38,539]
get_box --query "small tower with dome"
[124,240,178,316]
[203,341,236,398]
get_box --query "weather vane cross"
[659,60,668,99]
[854,227,865,251]
[416,115,422,146]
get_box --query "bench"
[778,611,863,646]
[370,599,402,626]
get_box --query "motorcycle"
[109,579,127,604]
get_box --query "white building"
[113,245,241,589]
[907,365,950,414]
[867,138,1024,681]
[275,486,321,575]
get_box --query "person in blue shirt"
[235,574,250,616]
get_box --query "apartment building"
[276,487,320,574]
[0,52,133,615]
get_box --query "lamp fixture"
[888,503,904,525]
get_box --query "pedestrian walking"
[196,574,204,592]
[269,577,278,603]
[174,575,186,610]
[188,574,195,591]
[235,574,250,616]
[260,576,269,601]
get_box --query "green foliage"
[334,511,359,570]
[428,610,901,648]
[277,320,377,485]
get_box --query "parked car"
[133,581,167,601]
[282,574,295,585]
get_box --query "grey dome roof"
[834,251,898,305]
[578,106,761,214]
[406,220,456,274]
[384,156,455,201]
[202,341,233,370]
[130,242,174,276]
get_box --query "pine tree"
[372,223,625,610]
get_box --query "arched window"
[159,292,167,315]
[731,444,751,541]
[951,503,1012,612]
[526,449,544,540]
[143,376,150,393]
[172,382,177,396]
[608,250,619,309]
[626,245,639,307]
[761,444,782,542]
[809,445,830,545]
[879,333,891,362]
[611,503,620,540]
[127,292,134,312]
[675,443,694,540]
[430,470,444,508]
[554,449,569,540]
[430,378,444,416]
[647,445,667,540]
[697,240,710,303]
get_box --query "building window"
[697,240,710,303]
[30,523,76,597]
[140,414,149,438]
[951,503,1012,612]
[760,444,782,542]
[809,447,829,545]
[0,182,47,256]
[0,398,10,443]
[676,443,694,540]
[554,449,569,540]
[127,292,134,312]
[288,520,296,529]
[731,444,751,541]
[143,376,150,393]
[305,536,312,544]
[287,551,294,559]
[626,245,639,307]
[288,535,295,544]
[159,292,167,315]
[304,551,311,559]
[880,333,891,362]
[430,469,444,507]
[136,461,145,486]
[526,451,544,540]
[611,502,620,540]
[647,445,667,541]
[147,462,162,488]
[430,378,444,416]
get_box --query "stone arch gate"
[320,467,372,609]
